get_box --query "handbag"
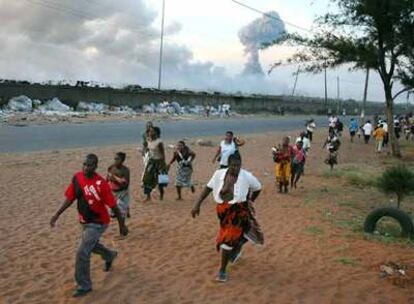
[158,172,169,185]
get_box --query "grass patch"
[322,166,378,188]
[363,233,414,246]
[305,226,324,235]
[375,217,403,237]
[323,170,343,178]
[337,200,360,209]
[345,171,377,188]
[335,256,358,266]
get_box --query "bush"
[377,166,414,208]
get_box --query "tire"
[364,207,414,238]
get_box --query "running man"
[191,154,263,282]
[50,154,128,298]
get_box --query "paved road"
[0,116,333,153]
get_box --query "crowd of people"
[48,112,414,297]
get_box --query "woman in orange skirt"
[191,154,263,282]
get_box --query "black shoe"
[104,251,118,272]
[72,288,92,298]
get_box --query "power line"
[230,0,312,33]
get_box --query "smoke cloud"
[238,11,286,76]
[0,1,289,94]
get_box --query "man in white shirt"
[381,120,389,147]
[296,132,311,154]
[306,119,316,142]
[362,120,373,144]
[191,154,262,283]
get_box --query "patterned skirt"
[175,162,193,187]
[142,158,166,194]
[114,190,129,218]
[216,201,264,251]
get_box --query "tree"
[377,166,414,209]
[267,0,414,157]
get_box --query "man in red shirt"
[50,154,128,298]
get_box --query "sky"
[0,0,410,103]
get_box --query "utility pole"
[157,0,166,90]
[324,64,328,114]
[291,65,300,96]
[361,67,370,120]
[336,76,340,114]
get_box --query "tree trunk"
[397,194,402,209]
[384,86,402,158]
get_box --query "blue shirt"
[349,120,359,132]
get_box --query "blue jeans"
[75,223,115,290]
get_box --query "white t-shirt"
[363,123,373,135]
[207,168,262,204]
[307,122,316,132]
[329,116,337,128]
[296,137,311,151]
[219,140,236,166]
[382,122,388,132]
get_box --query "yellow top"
[373,128,385,140]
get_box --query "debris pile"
[1,95,236,125]
[379,262,413,288]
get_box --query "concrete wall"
[0,82,392,115]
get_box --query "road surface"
[0,116,333,153]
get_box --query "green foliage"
[377,166,414,208]
[267,0,414,157]
[322,167,378,188]
[267,0,414,92]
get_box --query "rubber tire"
[364,207,414,238]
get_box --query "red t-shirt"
[65,171,116,225]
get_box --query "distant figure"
[362,120,373,144]
[349,118,359,142]
[272,136,293,193]
[336,119,344,137]
[191,154,263,283]
[291,140,306,189]
[328,115,338,129]
[205,104,211,117]
[296,132,311,154]
[212,131,245,169]
[373,124,385,153]
[394,118,402,139]
[107,152,130,219]
[142,127,167,201]
[167,141,196,200]
[380,120,389,147]
[50,154,128,298]
[323,129,341,170]
[306,119,316,142]
[223,104,231,117]
[142,121,154,157]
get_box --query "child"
[291,141,306,189]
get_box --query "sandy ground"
[1,129,414,304]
